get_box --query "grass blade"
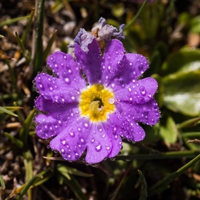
[0,106,18,117]
[148,154,200,196]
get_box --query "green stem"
[148,153,200,196]
[33,0,45,76]
[124,0,148,30]
[116,150,200,161]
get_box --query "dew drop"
[80,138,85,143]
[75,153,79,158]
[69,132,75,137]
[68,154,71,159]
[65,77,70,83]
[39,84,43,89]
[91,138,95,143]
[49,87,53,91]
[71,96,75,100]
[84,123,89,128]
[61,148,65,153]
[62,140,66,145]
[108,98,115,104]
[95,144,102,152]
[106,146,111,151]
[98,128,102,132]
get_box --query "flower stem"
[124,0,148,30]
[116,150,200,160]
[148,153,200,196]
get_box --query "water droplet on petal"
[108,98,115,104]
[65,77,70,83]
[75,153,79,158]
[84,123,89,128]
[69,132,75,137]
[91,138,95,143]
[139,86,146,96]
[68,154,71,159]
[61,148,65,153]
[80,138,85,143]
[95,144,102,152]
[106,146,111,151]
[62,140,66,145]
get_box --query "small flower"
[34,38,160,164]
[72,17,125,52]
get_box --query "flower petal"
[50,118,91,161]
[35,97,80,139]
[120,53,149,82]
[103,123,122,158]
[109,111,145,142]
[47,51,85,89]
[101,39,124,86]
[117,99,160,126]
[75,39,102,84]
[115,77,158,104]
[85,123,112,164]
[34,73,80,103]
[35,95,78,113]
[35,114,63,139]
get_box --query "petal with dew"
[108,111,146,142]
[35,114,63,139]
[118,100,160,126]
[103,122,123,158]
[75,39,102,84]
[115,77,158,104]
[85,123,112,164]
[47,52,85,89]
[50,118,91,161]
[101,39,124,86]
[35,95,78,114]
[34,73,80,103]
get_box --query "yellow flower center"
[79,84,115,122]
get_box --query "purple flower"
[34,38,160,164]
[73,17,125,52]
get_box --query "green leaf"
[163,71,200,116]
[138,170,148,200]
[56,163,93,179]
[4,132,23,148]
[161,48,200,75]
[62,175,87,200]
[149,154,200,196]
[0,14,30,27]
[190,16,200,34]
[0,174,6,190]
[0,106,18,117]
[160,116,178,144]
[19,109,36,146]
[16,174,43,200]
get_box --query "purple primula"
[34,37,160,164]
